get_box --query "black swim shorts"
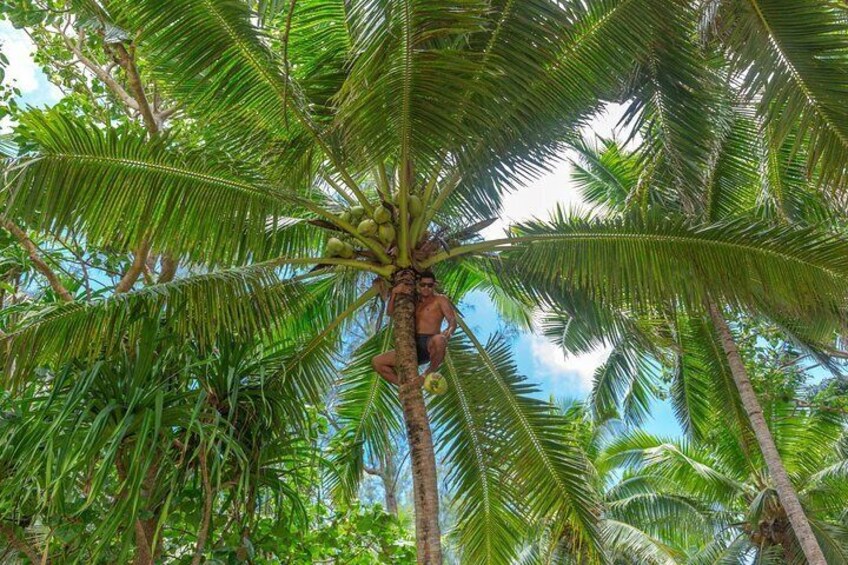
[416,334,433,365]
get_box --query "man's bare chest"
[416,300,442,321]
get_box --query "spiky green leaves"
[708,0,848,189]
[501,210,848,324]
[6,112,327,267]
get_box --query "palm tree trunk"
[392,268,442,564]
[707,302,825,565]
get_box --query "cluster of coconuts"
[325,193,424,258]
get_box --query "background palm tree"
[3,0,848,563]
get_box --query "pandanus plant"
[4,0,848,562]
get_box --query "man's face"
[418,278,435,297]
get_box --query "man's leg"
[424,335,447,375]
[372,350,399,385]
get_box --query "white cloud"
[0,21,40,93]
[488,105,627,391]
[528,334,609,394]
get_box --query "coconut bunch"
[325,191,426,258]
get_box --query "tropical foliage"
[1,0,848,563]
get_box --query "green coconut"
[378,224,396,245]
[424,372,448,395]
[350,205,366,221]
[358,218,378,237]
[339,211,352,224]
[373,206,392,224]
[326,237,345,257]
[340,242,355,259]
[408,195,423,217]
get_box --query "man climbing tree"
[372,271,456,386]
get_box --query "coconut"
[408,195,423,217]
[326,237,345,257]
[378,224,396,245]
[424,372,448,395]
[373,206,392,224]
[358,218,378,237]
[340,242,355,259]
[350,206,365,222]
[339,211,352,224]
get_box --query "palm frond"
[456,318,604,558]
[709,0,848,187]
[2,261,326,380]
[329,328,404,502]
[6,111,329,266]
[431,337,526,563]
[495,210,848,323]
[335,0,489,171]
[445,0,667,219]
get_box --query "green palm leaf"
[709,0,848,187]
[6,111,329,266]
[456,318,604,558]
[430,337,526,563]
[2,260,323,380]
[494,210,848,322]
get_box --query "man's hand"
[392,282,414,296]
[441,329,453,339]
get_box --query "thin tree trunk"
[2,220,73,302]
[707,302,825,565]
[115,239,151,294]
[158,255,178,283]
[382,449,399,517]
[392,268,442,564]
[192,448,213,565]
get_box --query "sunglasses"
[418,282,435,288]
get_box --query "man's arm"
[387,283,412,316]
[440,297,457,338]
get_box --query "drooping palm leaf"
[430,337,526,563]
[6,111,331,266]
[1,261,331,380]
[456,318,604,558]
[708,0,848,188]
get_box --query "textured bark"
[707,302,825,565]
[132,519,156,565]
[382,450,399,517]
[2,220,73,302]
[393,269,442,564]
[116,456,162,565]
[112,43,159,135]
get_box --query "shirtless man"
[372,271,457,386]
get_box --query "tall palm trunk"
[392,268,442,564]
[707,302,825,564]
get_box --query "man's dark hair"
[418,270,436,281]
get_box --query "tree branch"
[111,42,159,135]
[191,448,213,565]
[114,239,151,294]
[1,220,74,302]
[65,29,139,112]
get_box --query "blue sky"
[0,19,682,437]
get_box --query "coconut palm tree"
[4,1,848,563]
[519,401,714,564]
[539,115,846,562]
[601,403,848,563]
